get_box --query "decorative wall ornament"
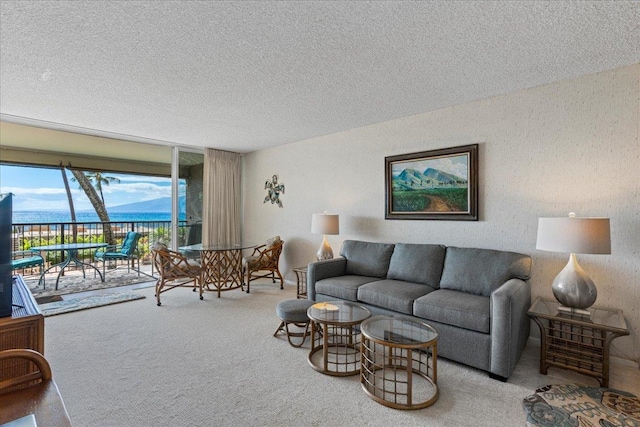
[264,174,285,208]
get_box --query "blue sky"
[391,154,469,179]
[0,164,172,211]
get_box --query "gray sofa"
[307,240,532,380]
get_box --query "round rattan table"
[360,315,439,410]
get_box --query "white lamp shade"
[311,213,339,235]
[536,217,611,254]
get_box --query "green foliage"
[392,188,468,212]
[150,226,172,246]
[16,222,182,266]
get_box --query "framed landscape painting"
[385,144,478,221]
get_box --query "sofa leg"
[489,372,508,382]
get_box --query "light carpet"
[38,292,146,317]
[42,281,637,427]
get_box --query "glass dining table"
[180,242,256,298]
[31,242,109,290]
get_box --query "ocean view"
[13,210,174,224]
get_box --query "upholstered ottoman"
[274,299,314,347]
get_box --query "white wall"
[242,64,640,364]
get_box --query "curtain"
[202,149,241,245]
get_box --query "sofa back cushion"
[439,247,532,297]
[340,240,395,278]
[386,243,446,287]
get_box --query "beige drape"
[202,149,241,245]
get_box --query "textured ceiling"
[1,1,639,153]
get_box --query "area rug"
[523,384,640,427]
[38,292,146,317]
[22,266,155,299]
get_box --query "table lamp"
[311,213,339,261]
[536,213,611,313]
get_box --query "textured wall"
[242,64,640,364]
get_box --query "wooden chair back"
[152,249,200,281]
[255,240,284,268]
[0,349,51,394]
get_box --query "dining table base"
[200,249,244,298]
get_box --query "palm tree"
[70,170,116,245]
[84,172,120,206]
[60,165,78,242]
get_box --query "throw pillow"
[266,236,281,249]
[152,241,168,252]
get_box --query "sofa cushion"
[439,247,532,297]
[386,243,446,287]
[413,289,491,334]
[315,275,381,302]
[340,240,395,278]
[358,279,436,315]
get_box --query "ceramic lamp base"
[551,253,597,310]
[316,235,334,261]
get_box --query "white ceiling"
[1,1,639,154]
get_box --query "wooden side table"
[293,266,308,299]
[0,276,45,388]
[527,297,629,387]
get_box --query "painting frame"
[385,144,478,221]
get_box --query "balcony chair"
[0,349,72,426]
[151,243,203,306]
[242,236,284,294]
[94,231,142,278]
[11,250,45,287]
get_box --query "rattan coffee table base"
[308,322,362,376]
[360,316,439,410]
[306,301,372,377]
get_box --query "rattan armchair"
[0,349,71,426]
[152,247,203,306]
[242,238,284,294]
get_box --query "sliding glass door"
[171,148,204,250]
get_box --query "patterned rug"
[22,265,155,299]
[38,292,146,317]
[523,384,640,427]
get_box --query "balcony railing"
[11,220,193,277]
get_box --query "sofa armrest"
[307,258,347,301]
[490,278,531,379]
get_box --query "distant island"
[13,197,186,224]
[106,197,173,213]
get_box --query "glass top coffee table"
[360,315,439,410]
[307,301,371,376]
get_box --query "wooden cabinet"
[0,275,44,386]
